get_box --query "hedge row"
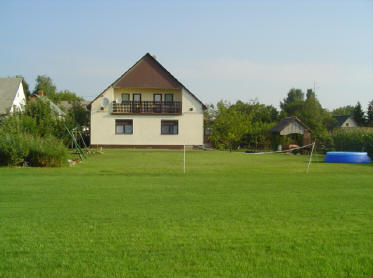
[0,133,68,167]
[321,128,373,158]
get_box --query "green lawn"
[0,149,372,278]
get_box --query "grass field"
[0,149,372,277]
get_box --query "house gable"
[0,77,25,114]
[91,53,205,109]
[333,115,358,128]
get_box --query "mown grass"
[0,149,372,277]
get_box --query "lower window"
[161,120,178,135]
[115,119,133,134]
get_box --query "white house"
[89,53,205,148]
[0,77,27,115]
[333,115,358,128]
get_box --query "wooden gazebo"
[269,116,312,147]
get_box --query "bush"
[321,128,373,159]
[27,135,69,167]
[0,133,30,166]
[0,133,68,167]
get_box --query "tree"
[280,88,333,138]
[33,75,57,96]
[33,75,82,103]
[280,88,305,117]
[210,101,251,151]
[66,101,89,129]
[353,102,366,126]
[55,89,82,102]
[332,105,355,116]
[367,100,373,127]
[306,89,316,99]
[301,94,330,137]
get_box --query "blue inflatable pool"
[324,152,371,163]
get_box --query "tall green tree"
[332,105,355,116]
[367,100,373,127]
[306,88,316,99]
[33,75,57,96]
[353,102,366,126]
[33,75,82,103]
[280,88,333,138]
[280,88,305,116]
[301,93,330,137]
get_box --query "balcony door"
[153,94,162,113]
[133,93,141,112]
[165,94,174,113]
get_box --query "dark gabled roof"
[90,53,206,109]
[113,53,182,89]
[333,115,351,127]
[0,77,23,114]
[269,116,310,133]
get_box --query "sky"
[1,0,372,110]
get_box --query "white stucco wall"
[10,83,26,113]
[341,117,358,128]
[90,87,204,146]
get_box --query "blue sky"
[1,0,372,109]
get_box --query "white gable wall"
[341,117,358,128]
[10,83,26,113]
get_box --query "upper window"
[161,120,178,135]
[115,119,133,134]
[133,94,141,102]
[165,94,173,102]
[154,94,162,102]
[121,93,130,102]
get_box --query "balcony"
[112,101,182,115]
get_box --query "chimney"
[38,90,44,96]
[152,55,157,60]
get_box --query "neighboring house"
[0,77,27,115]
[29,91,66,118]
[90,53,206,148]
[333,115,358,128]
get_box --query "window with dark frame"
[133,93,141,102]
[115,119,133,134]
[121,93,130,102]
[161,120,178,135]
[165,94,173,102]
[153,94,162,102]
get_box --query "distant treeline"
[205,88,373,150]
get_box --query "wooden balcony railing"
[112,101,182,115]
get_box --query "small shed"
[270,116,312,147]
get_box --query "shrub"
[0,133,30,166]
[322,128,373,159]
[0,133,68,167]
[27,135,69,167]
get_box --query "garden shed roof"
[270,116,310,135]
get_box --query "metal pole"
[183,144,186,174]
[306,140,316,174]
